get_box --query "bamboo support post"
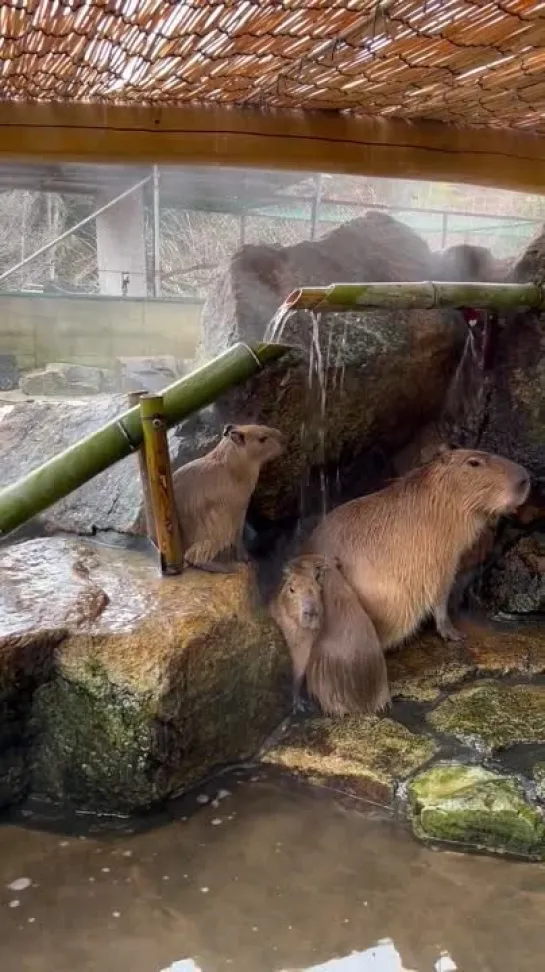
[128,390,156,545]
[140,395,184,576]
[0,342,289,538]
[284,281,545,313]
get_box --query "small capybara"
[307,448,530,647]
[172,423,284,571]
[271,554,390,716]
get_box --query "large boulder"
[21,362,106,397]
[0,537,290,813]
[203,214,466,521]
[475,226,545,482]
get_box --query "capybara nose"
[301,605,319,627]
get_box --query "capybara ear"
[224,424,245,445]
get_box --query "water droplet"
[200,887,209,894]
[196,794,209,805]
[211,818,222,826]
[101,867,110,873]
[9,900,20,908]
[7,878,31,892]
[112,911,121,919]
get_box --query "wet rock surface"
[202,214,466,521]
[264,716,437,804]
[408,763,545,861]
[263,622,545,861]
[0,537,290,814]
[480,534,545,617]
[428,682,545,755]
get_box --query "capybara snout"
[299,594,322,630]
[439,449,531,517]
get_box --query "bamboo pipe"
[140,395,184,576]
[283,281,545,312]
[0,342,288,538]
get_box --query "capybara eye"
[467,457,483,468]
[259,435,267,443]
[288,585,295,593]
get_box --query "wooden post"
[139,394,184,576]
[128,390,157,545]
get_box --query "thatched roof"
[2,1,544,133]
[1,2,544,193]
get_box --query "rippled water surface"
[0,779,544,972]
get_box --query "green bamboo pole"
[140,395,184,576]
[284,281,545,312]
[0,342,288,538]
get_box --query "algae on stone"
[264,716,437,803]
[534,763,545,801]
[388,633,474,703]
[0,537,291,814]
[464,624,545,677]
[428,681,545,754]
[409,762,545,861]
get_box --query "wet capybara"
[306,449,530,647]
[172,423,284,571]
[271,554,390,716]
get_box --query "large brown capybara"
[172,423,284,571]
[271,554,390,716]
[306,449,530,648]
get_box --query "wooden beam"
[0,103,544,194]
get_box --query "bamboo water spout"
[283,281,545,313]
[0,342,288,538]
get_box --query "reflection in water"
[160,940,451,972]
[285,939,418,971]
[0,778,543,972]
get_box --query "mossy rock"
[263,716,437,804]
[428,682,545,755]
[409,763,545,861]
[463,624,545,678]
[388,633,474,703]
[0,538,291,814]
[534,763,545,801]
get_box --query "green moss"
[409,763,545,860]
[534,763,545,801]
[428,682,545,754]
[388,633,473,703]
[264,716,437,802]
[30,616,290,814]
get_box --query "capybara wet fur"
[307,448,530,648]
[271,553,390,717]
[173,423,284,571]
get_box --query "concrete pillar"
[95,187,147,297]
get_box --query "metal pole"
[309,174,323,241]
[0,174,152,286]
[152,165,162,298]
[441,211,448,249]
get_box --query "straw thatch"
[1,1,545,134]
